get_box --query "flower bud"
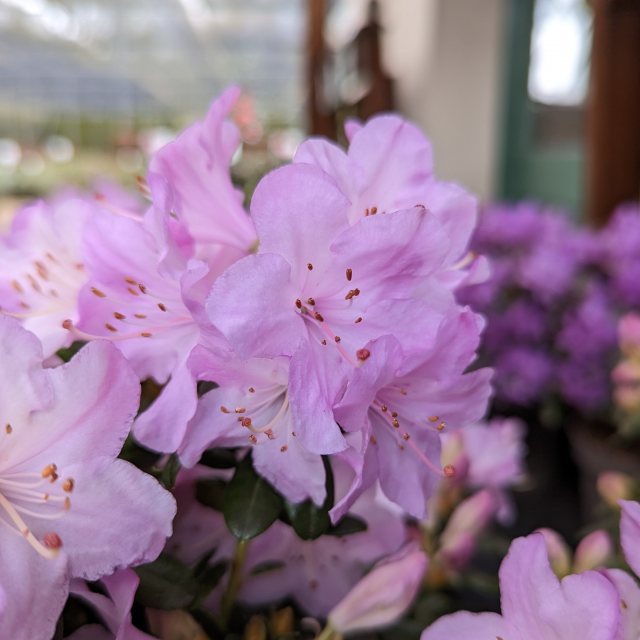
[536,528,571,577]
[439,490,498,570]
[328,546,427,635]
[574,530,613,573]
[597,472,634,508]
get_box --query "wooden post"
[587,0,640,225]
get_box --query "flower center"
[0,441,74,559]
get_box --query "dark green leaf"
[193,561,228,607]
[197,380,218,396]
[326,514,368,537]
[135,554,200,610]
[283,456,335,540]
[200,448,238,469]
[249,559,286,576]
[152,453,181,490]
[195,478,227,511]
[56,341,85,363]
[284,499,331,540]
[223,455,283,540]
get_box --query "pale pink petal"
[620,500,640,577]
[421,612,508,640]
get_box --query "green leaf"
[326,514,368,537]
[135,554,200,610]
[193,561,228,607]
[284,499,331,540]
[283,456,335,540]
[56,341,85,363]
[152,453,181,490]
[223,455,283,540]
[199,448,238,469]
[195,478,227,511]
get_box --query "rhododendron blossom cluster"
[2,86,635,640]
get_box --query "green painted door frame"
[498,0,585,216]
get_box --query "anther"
[127,287,139,296]
[356,348,370,361]
[138,284,147,294]
[134,313,147,319]
[5,424,12,434]
[63,497,71,510]
[295,299,302,309]
[220,406,231,413]
[370,206,378,214]
[355,316,363,323]
[157,303,167,312]
[381,405,388,412]
[248,387,255,393]
[140,332,152,338]
[334,336,341,343]
[321,339,327,345]
[249,435,257,445]
[41,464,57,479]
[437,421,446,432]
[307,263,313,271]
[392,418,400,428]
[443,464,456,478]
[235,407,246,414]
[370,435,377,445]
[43,532,62,550]
[91,287,106,298]
[105,323,118,332]
[307,297,315,306]
[428,416,439,422]
[346,268,353,281]
[241,417,252,428]
[62,479,75,493]
[402,432,410,440]
[113,312,126,320]
[280,445,288,452]
[125,277,137,285]
[314,312,324,322]
[12,280,24,293]
[265,429,275,440]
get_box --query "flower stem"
[220,538,249,629]
[315,623,336,640]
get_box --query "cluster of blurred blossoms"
[459,201,640,423]
[1,86,639,640]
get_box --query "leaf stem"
[220,538,250,628]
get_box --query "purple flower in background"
[0,318,175,640]
[421,533,620,640]
[493,347,552,406]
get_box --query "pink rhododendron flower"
[178,340,345,504]
[422,533,620,640]
[328,545,427,635]
[208,162,455,361]
[69,569,152,640]
[148,86,257,266]
[0,318,175,639]
[0,198,92,356]
[333,310,492,519]
[600,569,640,640]
[294,114,482,286]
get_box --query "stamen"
[91,287,107,298]
[220,406,231,413]
[306,297,315,306]
[295,299,302,309]
[346,268,352,281]
[314,312,324,322]
[307,263,313,271]
[280,445,288,452]
[5,424,12,434]
[356,348,370,361]
[113,312,126,320]
[355,316,363,323]
[248,435,257,445]
[62,479,74,493]
[157,303,167,312]
[105,323,118,332]
[43,532,62,549]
